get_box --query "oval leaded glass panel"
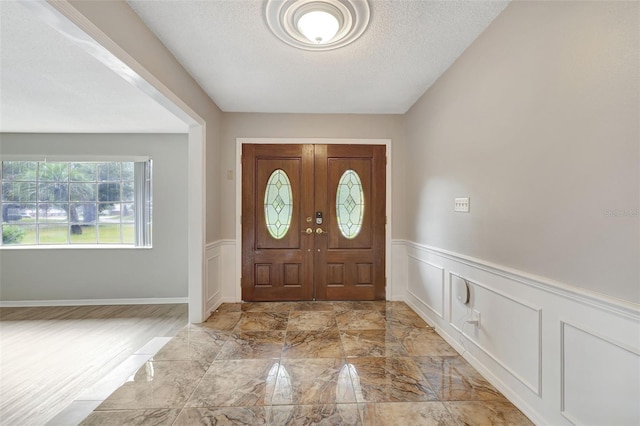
[336,169,364,239]
[264,169,293,239]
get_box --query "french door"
[241,144,386,301]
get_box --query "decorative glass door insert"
[336,169,364,239]
[264,169,293,239]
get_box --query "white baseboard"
[0,297,188,308]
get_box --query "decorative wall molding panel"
[448,272,542,395]
[204,240,236,317]
[407,255,444,318]
[390,241,408,301]
[561,321,640,425]
[205,248,221,310]
[396,239,640,426]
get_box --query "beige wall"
[1,133,189,300]
[220,113,406,239]
[404,1,639,302]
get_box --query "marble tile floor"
[80,301,533,425]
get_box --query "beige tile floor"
[81,301,533,425]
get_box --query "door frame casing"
[235,138,392,301]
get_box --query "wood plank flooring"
[0,304,187,426]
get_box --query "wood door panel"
[357,263,373,284]
[242,144,314,301]
[253,263,303,287]
[315,145,386,301]
[284,263,302,286]
[327,263,344,284]
[255,264,271,286]
[325,262,373,284]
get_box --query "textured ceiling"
[0,1,187,133]
[0,0,509,134]
[128,0,509,114]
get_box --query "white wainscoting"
[204,246,221,313]
[397,240,640,426]
[390,240,407,301]
[204,240,237,318]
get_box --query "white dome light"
[266,0,370,51]
[297,10,340,44]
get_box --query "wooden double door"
[242,144,385,301]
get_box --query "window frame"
[1,155,152,249]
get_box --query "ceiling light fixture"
[297,10,339,44]
[266,0,370,51]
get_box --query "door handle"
[315,228,327,235]
[302,228,313,235]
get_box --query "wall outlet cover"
[455,197,470,212]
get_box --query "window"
[1,160,152,247]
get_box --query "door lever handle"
[302,228,313,235]
[315,228,327,235]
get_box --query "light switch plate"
[455,197,470,212]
